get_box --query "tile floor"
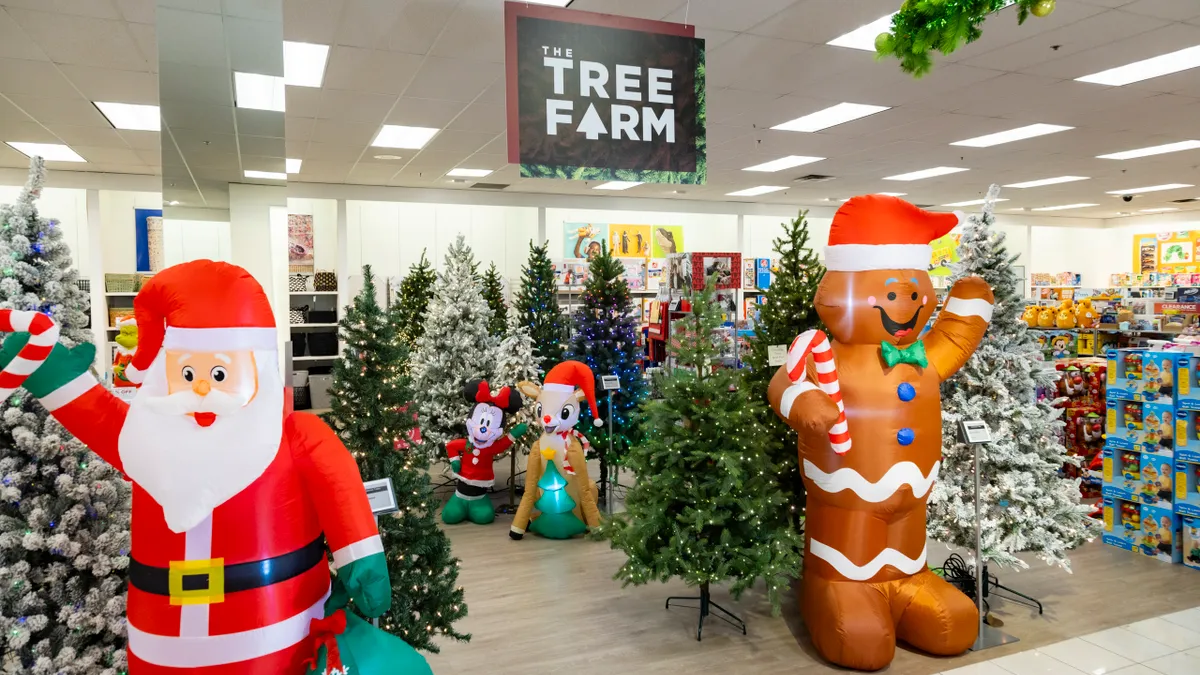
[939,607,1200,675]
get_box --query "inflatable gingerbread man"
[768,196,994,670]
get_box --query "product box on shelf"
[1140,401,1176,457]
[1107,349,1145,400]
[1048,331,1076,360]
[1102,495,1139,551]
[1176,353,1200,411]
[1183,515,1200,570]
[1137,503,1182,564]
[1175,449,1200,518]
[1138,452,1176,507]
[1105,399,1149,451]
[1103,446,1141,501]
[1107,349,1191,403]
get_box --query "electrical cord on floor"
[933,553,991,615]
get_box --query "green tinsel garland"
[876,0,1054,77]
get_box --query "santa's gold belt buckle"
[168,558,225,606]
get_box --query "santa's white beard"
[118,351,285,534]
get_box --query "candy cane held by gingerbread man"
[768,195,994,671]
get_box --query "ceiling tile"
[421,129,495,155]
[964,7,1169,71]
[57,65,159,103]
[117,0,157,24]
[749,0,896,44]
[286,116,317,142]
[0,120,63,144]
[429,0,504,64]
[0,10,48,61]
[285,87,324,118]
[7,96,110,127]
[304,140,365,162]
[310,119,377,146]
[71,145,142,164]
[119,130,161,151]
[283,0,344,43]
[6,8,151,71]
[706,35,816,94]
[234,108,287,138]
[567,0,683,22]
[1119,0,1200,20]
[660,0,796,33]
[316,89,396,124]
[0,58,80,97]
[1,0,123,20]
[403,57,502,102]
[323,46,423,95]
[444,99,506,134]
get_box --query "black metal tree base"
[665,582,746,641]
[985,564,1043,615]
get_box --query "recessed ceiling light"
[286,158,302,174]
[593,181,642,190]
[1097,140,1200,160]
[1140,207,1180,213]
[283,41,329,88]
[373,154,403,160]
[875,192,908,197]
[1106,184,1193,195]
[1003,176,1089,189]
[727,186,787,197]
[1031,203,1099,211]
[244,170,286,180]
[743,155,825,172]
[371,125,439,149]
[951,123,1073,148]
[234,72,286,112]
[94,102,160,131]
[772,103,890,133]
[1076,44,1200,86]
[447,168,494,178]
[828,14,896,51]
[5,142,86,162]
[943,198,1010,207]
[884,166,968,181]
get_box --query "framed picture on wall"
[288,214,315,273]
[691,252,741,290]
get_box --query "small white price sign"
[363,477,398,516]
[767,345,788,367]
[600,375,621,391]
[959,420,993,445]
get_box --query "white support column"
[336,199,348,355]
[537,206,546,244]
[85,189,106,375]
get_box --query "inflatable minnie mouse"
[442,379,528,525]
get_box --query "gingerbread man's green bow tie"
[882,340,928,368]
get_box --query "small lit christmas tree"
[530,460,587,538]
[0,157,131,675]
[515,241,567,372]
[481,262,507,338]
[329,265,468,651]
[394,251,437,348]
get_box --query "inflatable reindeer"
[511,361,602,539]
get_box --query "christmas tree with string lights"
[598,280,803,612]
[393,251,437,348]
[494,311,541,457]
[481,262,507,338]
[0,157,131,675]
[409,235,497,461]
[329,265,468,652]
[743,210,824,516]
[515,241,567,372]
[565,242,647,476]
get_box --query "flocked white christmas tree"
[929,184,1099,569]
[409,235,497,462]
[0,158,130,674]
[493,310,541,457]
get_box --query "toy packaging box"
[1047,331,1076,360]
[1137,503,1182,563]
[1176,353,1200,411]
[1139,351,1190,404]
[1140,401,1176,457]
[1176,449,1200,518]
[1106,399,1157,451]
[1102,446,1141,501]
[1138,452,1176,507]
[1184,515,1200,570]
[1106,349,1144,401]
[1102,495,1139,551]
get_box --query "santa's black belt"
[128,534,325,602]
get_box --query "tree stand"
[665,582,746,641]
[984,564,1043,614]
[495,451,523,515]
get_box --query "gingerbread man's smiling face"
[815,269,937,346]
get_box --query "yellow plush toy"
[1022,305,1040,327]
[1056,307,1077,329]
[1075,298,1097,328]
[1037,306,1056,328]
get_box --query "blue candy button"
[897,383,916,402]
[897,428,915,446]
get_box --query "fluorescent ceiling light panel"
[1003,176,1089,189]
[371,125,439,149]
[286,158,302,174]
[283,41,329,88]
[234,72,286,112]
[1031,203,1099,211]
[447,168,494,178]
[1097,140,1200,160]
[876,192,908,197]
[884,166,969,181]
[1076,44,1200,86]
[244,170,286,180]
[828,13,896,51]
[943,198,1010,207]
[593,181,642,190]
[94,101,160,131]
[726,186,787,197]
[1106,183,1193,195]
[1141,208,1180,213]
[772,103,890,133]
[951,123,1072,148]
[743,155,825,172]
[5,142,86,162]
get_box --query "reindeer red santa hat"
[123,262,277,384]
[823,196,965,272]
[543,360,603,427]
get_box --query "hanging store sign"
[504,2,706,185]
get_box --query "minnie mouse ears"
[462,379,523,414]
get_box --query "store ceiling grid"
[0,0,1198,217]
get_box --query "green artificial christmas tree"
[565,242,648,494]
[0,158,131,675]
[599,280,803,618]
[481,262,507,338]
[743,210,824,515]
[515,241,567,372]
[330,265,468,652]
[393,251,437,348]
[530,461,587,539]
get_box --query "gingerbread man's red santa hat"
[123,260,277,384]
[543,360,603,427]
[824,195,965,272]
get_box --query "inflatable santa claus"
[768,196,993,670]
[0,260,430,675]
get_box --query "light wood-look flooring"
[421,486,1200,674]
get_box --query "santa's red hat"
[825,195,964,272]
[543,360,603,427]
[124,260,276,384]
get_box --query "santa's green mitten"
[337,552,391,618]
[336,610,433,675]
[509,422,529,439]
